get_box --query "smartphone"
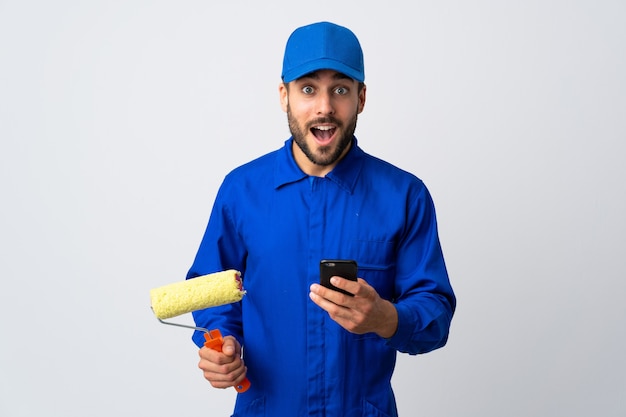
[319,259,358,296]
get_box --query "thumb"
[221,337,237,356]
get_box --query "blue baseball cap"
[281,21,365,83]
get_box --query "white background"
[1,1,624,416]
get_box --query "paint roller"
[150,269,250,392]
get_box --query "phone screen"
[319,259,358,296]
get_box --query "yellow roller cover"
[150,270,245,319]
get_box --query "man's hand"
[309,276,398,338]
[198,335,248,389]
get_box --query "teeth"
[314,126,333,131]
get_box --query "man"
[188,21,456,416]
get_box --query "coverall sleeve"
[386,184,456,355]
[186,181,247,348]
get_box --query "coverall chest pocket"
[350,239,396,301]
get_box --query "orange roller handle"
[204,329,251,393]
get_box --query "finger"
[199,346,236,367]
[309,288,351,320]
[198,348,246,378]
[330,276,361,296]
[310,283,350,307]
[203,364,248,389]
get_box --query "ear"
[279,82,289,112]
[357,84,366,114]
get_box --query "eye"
[334,86,349,95]
[301,86,315,95]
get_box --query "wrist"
[376,300,399,339]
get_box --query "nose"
[316,90,335,115]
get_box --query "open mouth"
[311,125,337,144]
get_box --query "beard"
[288,108,358,167]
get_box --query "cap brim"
[282,58,364,83]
